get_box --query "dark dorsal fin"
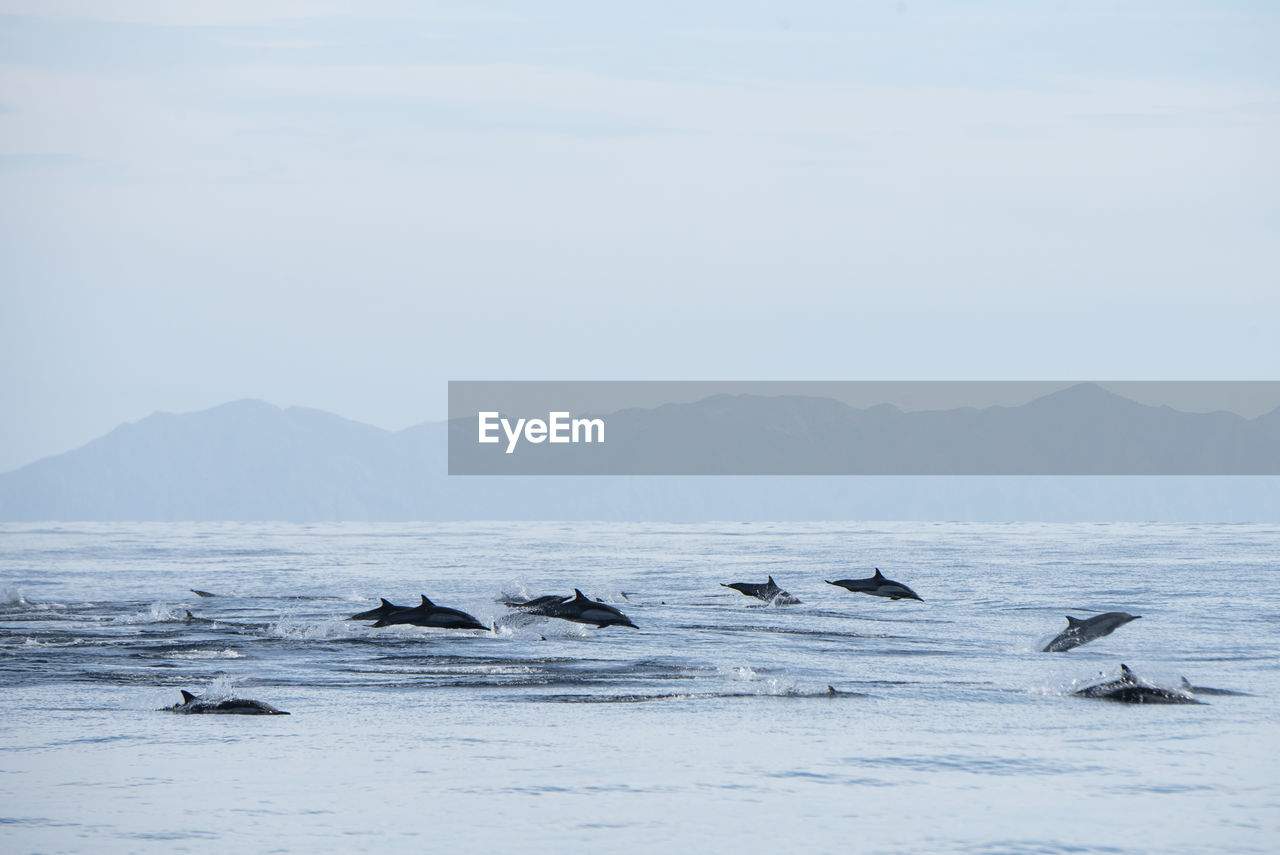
[874,568,885,579]
[767,576,776,585]
[573,588,591,602]
[419,594,434,607]
[1181,677,1192,689]
[380,598,395,608]
[185,610,195,619]
[1120,664,1136,680]
[1066,616,1085,627]
[180,690,197,703]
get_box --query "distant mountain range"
[1,386,1277,522]
[451,383,1280,474]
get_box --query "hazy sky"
[1,1,1277,472]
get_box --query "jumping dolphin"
[825,569,922,601]
[370,594,488,631]
[1041,612,1140,652]
[722,576,800,605]
[1072,664,1202,705]
[163,690,290,715]
[349,598,410,622]
[553,590,637,629]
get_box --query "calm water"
[1,521,1277,854]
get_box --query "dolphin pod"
[163,690,290,715]
[1042,612,1141,653]
[503,590,637,629]
[721,576,800,605]
[169,564,1237,714]
[357,594,489,630]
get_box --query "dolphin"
[722,576,800,605]
[1179,677,1251,697]
[182,609,214,624]
[163,690,290,715]
[825,569,922,601]
[1042,612,1140,652]
[190,589,218,598]
[502,594,573,616]
[1072,664,1203,705]
[370,594,488,631]
[552,590,637,629]
[349,598,410,621]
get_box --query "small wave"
[23,636,84,648]
[527,686,863,704]
[0,587,30,606]
[166,648,244,660]
[111,603,184,625]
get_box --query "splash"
[267,619,358,640]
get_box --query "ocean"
[1,521,1277,854]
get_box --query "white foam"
[168,648,244,660]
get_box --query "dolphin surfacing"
[502,591,637,628]
[370,594,489,631]
[721,576,800,605]
[1072,665,1202,705]
[1179,677,1250,697]
[1042,612,1140,653]
[554,590,638,629]
[502,594,573,616]
[373,593,491,627]
[825,569,922,601]
[163,690,290,715]
[349,597,410,622]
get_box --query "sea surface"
[1,521,1277,854]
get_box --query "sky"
[1,1,1277,472]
